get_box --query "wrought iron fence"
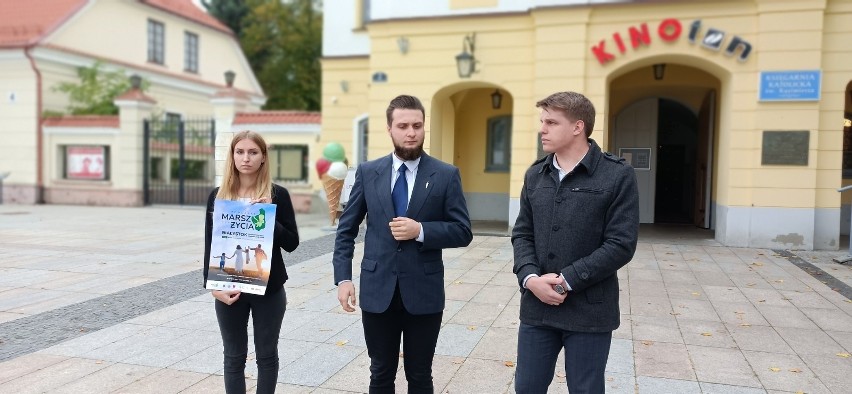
[143,117,215,205]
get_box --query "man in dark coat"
[512,91,639,393]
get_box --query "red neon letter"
[613,32,626,54]
[658,18,682,42]
[628,23,651,48]
[591,40,615,64]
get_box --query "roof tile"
[233,111,321,125]
[0,0,232,48]
[0,0,86,47]
[115,88,157,104]
[43,115,120,128]
[141,0,232,34]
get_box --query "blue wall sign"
[759,70,821,101]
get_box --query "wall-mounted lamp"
[372,72,388,83]
[340,80,349,93]
[397,36,409,54]
[224,70,236,87]
[653,63,666,81]
[491,89,503,109]
[455,33,477,78]
[129,74,142,89]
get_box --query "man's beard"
[394,142,423,161]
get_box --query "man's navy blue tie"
[392,165,408,217]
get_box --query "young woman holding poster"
[202,130,299,394]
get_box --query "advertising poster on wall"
[205,200,276,295]
[66,146,106,180]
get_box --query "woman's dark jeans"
[215,288,286,394]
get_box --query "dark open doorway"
[654,99,698,224]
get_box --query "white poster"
[205,200,276,295]
[67,146,105,180]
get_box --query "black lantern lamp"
[129,74,142,89]
[224,70,236,87]
[491,89,503,109]
[455,33,476,78]
[653,63,666,81]
[397,36,409,54]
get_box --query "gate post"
[210,71,257,187]
[114,75,156,206]
[178,120,186,205]
[143,120,150,205]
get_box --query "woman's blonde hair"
[217,130,273,200]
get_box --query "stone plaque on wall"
[761,131,809,166]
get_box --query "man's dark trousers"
[514,323,612,393]
[362,284,442,394]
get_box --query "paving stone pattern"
[1,206,851,393]
[0,232,359,362]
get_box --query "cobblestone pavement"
[0,205,851,393]
[0,232,360,362]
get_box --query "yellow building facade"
[320,0,852,250]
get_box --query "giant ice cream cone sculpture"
[321,174,344,225]
[317,142,349,226]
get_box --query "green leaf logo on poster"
[251,209,266,231]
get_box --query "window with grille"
[148,19,165,64]
[486,116,512,172]
[184,31,198,73]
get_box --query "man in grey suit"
[333,95,472,394]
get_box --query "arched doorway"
[431,84,513,223]
[840,81,852,236]
[609,63,720,228]
[655,99,699,224]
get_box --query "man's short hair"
[535,92,596,137]
[386,95,425,126]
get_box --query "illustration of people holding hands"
[217,252,232,272]
[229,245,244,274]
[253,244,267,278]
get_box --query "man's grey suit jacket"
[332,153,472,315]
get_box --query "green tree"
[53,62,142,115]
[201,0,249,37]
[237,0,322,111]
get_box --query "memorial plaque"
[761,131,808,166]
[618,148,652,170]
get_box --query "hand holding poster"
[206,199,276,295]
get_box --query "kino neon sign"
[590,19,753,65]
